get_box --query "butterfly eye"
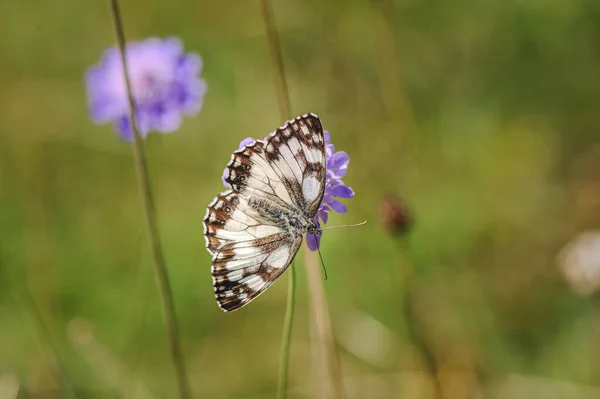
[224,206,232,213]
[239,176,246,182]
[244,165,250,171]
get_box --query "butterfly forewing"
[204,113,326,311]
[224,141,295,211]
[225,114,326,217]
[263,114,326,216]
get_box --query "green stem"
[107,2,191,398]
[403,287,441,397]
[305,249,346,399]
[259,0,295,397]
[277,263,296,399]
[395,237,441,397]
[259,0,291,119]
[4,272,77,399]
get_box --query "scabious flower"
[85,37,207,141]
[306,131,354,250]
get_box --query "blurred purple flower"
[306,131,354,251]
[85,37,207,141]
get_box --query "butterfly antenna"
[321,220,367,231]
[311,221,366,280]
[316,246,328,280]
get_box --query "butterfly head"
[307,219,322,236]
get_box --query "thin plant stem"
[4,144,77,398]
[258,0,295,397]
[304,249,345,399]
[4,271,77,399]
[107,2,191,398]
[259,0,291,118]
[277,263,296,399]
[260,1,345,397]
[368,0,423,183]
[394,238,441,397]
[403,285,441,397]
[368,1,439,392]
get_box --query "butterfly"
[203,113,326,312]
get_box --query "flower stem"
[394,238,441,397]
[107,2,191,399]
[5,272,77,399]
[259,0,295,397]
[277,262,296,399]
[305,249,346,399]
[260,0,291,118]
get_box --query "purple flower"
[85,37,207,141]
[306,131,354,251]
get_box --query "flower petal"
[326,143,335,158]
[306,233,321,251]
[161,37,184,58]
[222,168,231,188]
[318,210,329,224]
[330,183,354,199]
[155,109,182,133]
[238,137,256,150]
[328,198,348,214]
[177,53,203,77]
[221,137,258,188]
[89,96,123,123]
[329,151,349,170]
[329,167,347,179]
[179,79,208,115]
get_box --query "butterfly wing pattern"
[203,113,326,311]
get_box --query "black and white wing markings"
[263,113,327,216]
[224,141,294,211]
[203,113,327,312]
[204,191,296,312]
[203,191,282,256]
[224,113,326,217]
[212,234,302,311]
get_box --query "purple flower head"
[223,130,353,252]
[306,131,354,251]
[85,37,207,141]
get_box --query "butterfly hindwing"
[203,191,283,255]
[212,234,302,311]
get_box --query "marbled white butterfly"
[203,114,326,311]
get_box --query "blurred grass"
[1,0,600,397]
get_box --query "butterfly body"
[203,114,326,312]
[248,195,319,237]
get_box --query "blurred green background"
[2,0,600,398]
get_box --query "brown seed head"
[378,194,412,235]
